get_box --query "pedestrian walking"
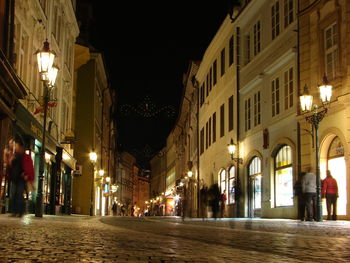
[220,189,227,218]
[9,135,34,217]
[294,172,306,221]
[322,170,338,220]
[200,184,208,220]
[112,201,117,216]
[208,183,220,220]
[302,170,317,221]
[1,138,14,212]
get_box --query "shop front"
[14,103,75,215]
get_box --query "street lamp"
[89,151,97,216]
[227,139,243,164]
[299,75,333,222]
[35,40,58,217]
[98,169,105,177]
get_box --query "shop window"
[228,166,235,204]
[274,145,293,207]
[249,157,262,210]
[219,169,226,195]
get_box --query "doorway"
[248,157,262,217]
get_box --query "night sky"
[85,1,229,165]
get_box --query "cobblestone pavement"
[0,214,349,263]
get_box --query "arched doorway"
[322,136,347,217]
[248,157,262,217]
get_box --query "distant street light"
[299,75,333,222]
[89,150,97,216]
[35,40,58,218]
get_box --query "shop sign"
[30,122,43,139]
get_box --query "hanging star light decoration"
[121,95,175,118]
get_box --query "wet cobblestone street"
[0,214,349,262]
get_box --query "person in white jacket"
[302,171,317,221]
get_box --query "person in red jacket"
[322,170,338,220]
[9,134,35,217]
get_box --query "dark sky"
[86,1,229,164]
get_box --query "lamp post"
[299,75,332,222]
[227,139,243,164]
[35,40,58,217]
[89,151,97,216]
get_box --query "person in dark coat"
[209,183,220,220]
[200,185,208,220]
[294,172,306,221]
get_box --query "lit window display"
[324,137,346,216]
[249,157,262,210]
[228,166,235,204]
[274,145,293,207]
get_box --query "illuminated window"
[249,157,262,210]
[274,145,293,207]
[219,169,226,195]
[228,166,235,204]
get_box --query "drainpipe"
[297,0,301,176]
[235,26,241,218]
[196,82,201,218]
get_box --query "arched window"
[249,157,262,210]
[274,145,293,207]
[219,169,226,195]
[228,166,235,204]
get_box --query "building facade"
[299,0,350,220]
[116,151,136,215]
[236,0,298,218]
[173,61,200,218]
[72,50,109,216]
[12,0,79,215]
[0,0,27,213]
[196,15,239,218]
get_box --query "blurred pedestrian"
[209,183,220,220]
[200,184,208,220]
[322,170,338,220]
[294,172,305,221]
[112,201,117,216]
[121,205,126,216]
[302,170,316,221]
[9,135,34,217]
[220,189,227,218]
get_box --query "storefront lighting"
[98,169,104,176]
[45,153,51,163]
[62,153,70,160]
[105,176,111,183]
[187,171,193,177]
[89,151,97,163]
